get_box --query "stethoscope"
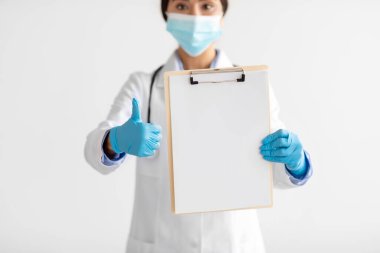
[147,65,163,124]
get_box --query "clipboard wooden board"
[164,65,273,214]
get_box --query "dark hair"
[161,0,229,21]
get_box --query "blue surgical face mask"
[166,13,222,57]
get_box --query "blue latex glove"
[109,98,162,157]
[260,129,306,175]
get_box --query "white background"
[1,0,379,252]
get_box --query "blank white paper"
[168,69,272,214]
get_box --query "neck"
[177,45,217,70]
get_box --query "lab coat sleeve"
[269,84,313,189]
[84,71,150,175]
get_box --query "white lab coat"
[85,50,304,253]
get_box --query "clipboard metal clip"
[190,67,246,85]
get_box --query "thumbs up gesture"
[109,98,162,157]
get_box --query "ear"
[220,17,225,27]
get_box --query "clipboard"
[164,66,273,214]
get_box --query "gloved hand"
[260,129,306,173]
[109,98,162,157]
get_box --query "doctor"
[85,0,313,252]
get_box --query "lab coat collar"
[156,49,234,88]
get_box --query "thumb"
[130,98,141,122]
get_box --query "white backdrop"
[1,0,379,252]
